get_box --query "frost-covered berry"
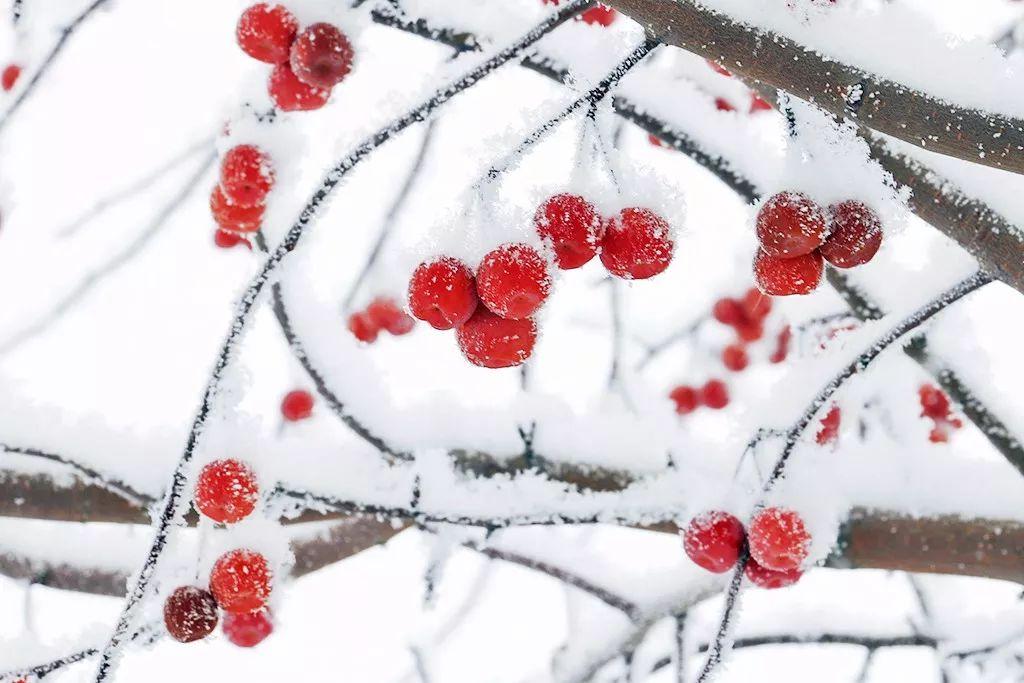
[600,207,674,280]
[753,249,823,296]
[919,384,953,421]
[756,191,828,258]
[669,385,699,415]
[290,23,355,90]
[476,243,551,320]
[210,186,264,233]
[366,297,415,336]
[220,145,273,208]
[456,307,536,369]
[236,4,298,64]
[722,344,748,372]
[407,257,478,330]
[580,4,617,26]
[748,507,810,572]
[700,379,729,409]
[815,405,841,445]
[683,511,745,573]
[214,229,252,250]
[210,549,272,614]
[348,311,379,343]
[744,557,802,589]
[712,297,744,326]
[164,586,219,643]
[194,458,259,524]
[281,389,314,422]
[269,62,331,112]
[820,201,883,268]
[1,64,20,92]
[223,608,274,648]
[534,193,600,270]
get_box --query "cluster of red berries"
[919,383,962,443]
[1,63,19,92]
[163,459,274,647]
[348,296,415,344]
[211,144,275,249]
[541,0,618,26]
[237,3,355,112]
[407,194,673,368]
[754,192,883,296]
[683,507,810,589]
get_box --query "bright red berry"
[769,325,792,364]
[269,62,331,112]
[210,549,272,614]
[683,511,745,573]
[748,507,810,572]
[210,185,264,233]
[820,201,883,268]
[214,229,252,250]
[456,307,536,369]
[194,459,259,524]
[407,257,478,330]
[714,97,735,112]
[744,557,802,589]
[348,311,379,343]
[600,207,674,280]
[756,191,828,258]
[1,64,20,92]
[281,389,314,421]
[749,93,773,113]
[236,4,298,64]
[754,249,824,296]
[580,4,617,25]
[712,298,744,326]
[534,194,600,269]
[164,586,219,643]
[290,23,355,89]
[669,385,699,415]
[476,243,551,320]
[741,288,772,320]
[700,379,729,410]
[223,609,274,648]
[220,145,273,207]
[722,344,749,372]
[816,405,841,445]
[366,297,415,336]
[919,384,952,420]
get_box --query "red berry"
[748,507,810,572]
[700,379,729,410]
[769,325,792,364]
[281,389,314,421]
[816,405,841,445]
[714,97,735,112]
[220,145,273,208]
[476,243,551,320]
[289,23,355,90]
[214,229,252,250]
[734,317,764,343]
[223,609,274,648]
[210,549,272,614]
[919,384,952,420]
[164,586,219,643]
[580,4,617,25]
[407,257,478,330]
[648,133,666,148]
[722,344,749,372]
[669,385,699,415]
[744,557,802,589]
[236,4,298,64]
[600,207,674,280]
[683,511,745,573]
[210,185,264,233]
[712,298,744,326]
[749,93,773,113]
[366,297,415,336]
[741,288,772,321]
[534,194,600,270]
[456,307,536,369]
[706,59,732,77]
[753,249,823,296]
[820,201,883,268]
[755,191,828,258]
[269,62,331,112]
[348,311,379,343]
[1,64,20,92]
[194,459,259,524]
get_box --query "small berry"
[670,385,699,415]
[580,4,617,25]
[735,317,764,343]
[289,23,355,89]
[407,257,478,330]
[722,344,748,372]
[769,325,792,364]
[600,207,674,280]
[164,586,219,643]
[820,201,883,268]
[756,191,828,258]
[348,311,379,343]
[712,298,744,326]
[210,185,264,233]
[744,557,802,589]
[683,511,745,573]
[749,93,773,113]
[214,229,252,250]
[700,379,729,410]
[220,145,273,208]
[366,297,415,335]
[210,549,272,614]
[714,97,735,112]
[456,307,536,369]
[269,62,331,112]
[194,459,259,524]
[281,389,314,421]
[816,405,841,445]
[534,194,600,269]
[748,507,810,572]
[741,288,772,321]
[476,243,551,320]
[236,4,298,64]
[1,63,20,92]
[223,609,274,648]
[919,384,952,420]
[648,134,666,148]
[753,249,824,296]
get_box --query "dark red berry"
[210,549,272,614]
[194,459,259,524]
[534,194,600,269]
[683,511,745,573]
[289,23,355,89]
[754,249,823,296]
[744,557,802,589]
[366,297,415,335]
[820,201,883,268]
[815,405,841,445]
[580,4,617,25]
[214,229,252,250]
[223,609,274,648]
[756,191,828,258]
[407,257,478,330]
[600,207,674,280]
[269,62,331,112]
[348,311,379,343]
[735,317,764,343]
[1,64,20,92]
[700,379,729,410]
[669,385,699,415]
[236,4,298,64]
[476,243,551,320]
[712,298,744,326]
[164,586,219,643]
[210,185,264,233]
[281,389,314,421]
[769,325,792,364]
[748,507,810,572]
[456,307,536,369]
[220,145,273,207]
[715,97,735,112]
[722,344,748,372]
